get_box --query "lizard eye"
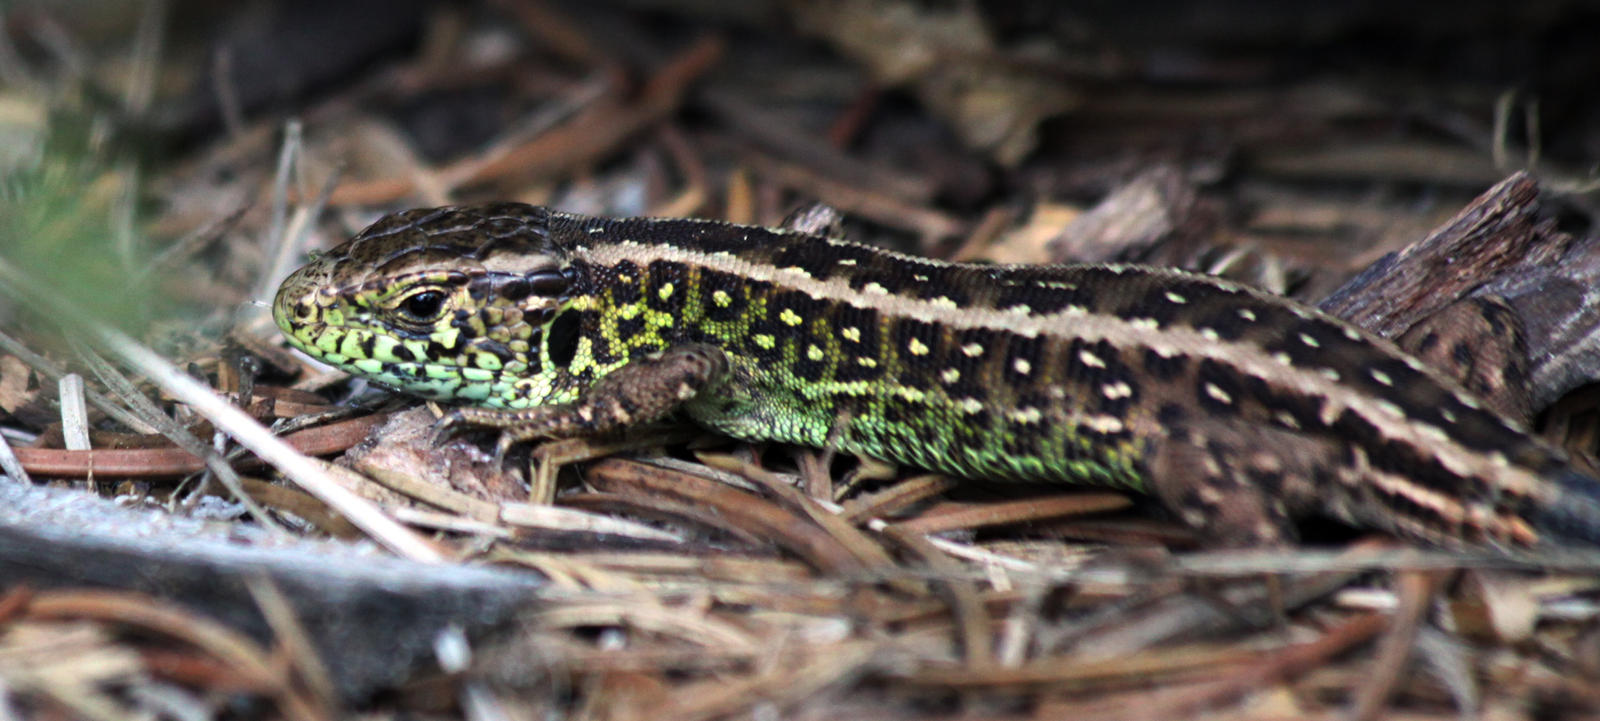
[398,290,448,322]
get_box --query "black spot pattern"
[616,315,647,342]
[993,282,1092,315]
[645,261,690,315]
[770,243,847,281]
[1195,359,1244,415]
[832,305,884,383]
[1004,334,1045,385]
[890,318,944,384]
[700,273,751,323]
[1142,348,1188,381]
[607,261,643,306]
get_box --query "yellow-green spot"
[658,282,675,300]
[755,334,776,350]
[315,330,342,355]
[908,338,929,356]
[713,290,732,307]
[372,336,402,362]
[461,367,494,382]
[780,308,802,326]
[807,345,825,361]
[339,332,367,360]
[842,326,861,342]
[431,328,460,349]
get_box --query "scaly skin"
[274,203,1600,549]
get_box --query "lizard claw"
[492,432,518,467]
[431,410,469,446]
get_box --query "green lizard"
[273,203,1600,548]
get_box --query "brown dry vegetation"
[4,1,1600,719]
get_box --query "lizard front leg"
[435,343,730,461]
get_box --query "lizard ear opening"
[546,309,581,367]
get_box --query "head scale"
[273,203,578,406]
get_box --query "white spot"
[1344,327,1364,341]
[959,397,985,414]
[863,282,888,295]
[1370,369,1393,386]
[908,338,930,356]
[1299,332,1320,348]
[1237,308,1257,322]
[1199,328,1220,341]
[1418,424,1452,445]
[838,258,857,266]
[1128,317,1160,330]
[1404,356,1428,371]
[1079,350,1107,368]
[929,296,959,309]
[1005,304,1032,315]
[1011,407,1043,424]
[1204,383,1232,404]
[941,368,960,384]
[1165,291,1188,304]
[1013,358,1032,375]
[1456,394,1482,410]
[1440,408,1457,424]
[1375,400,1406,418]
[962,343,984,357]
[1084,414,1125,433]
[1062,305,1089,316]
[1272,352,1293,365]
[1320,367,1341,382]
[913,274,929,282]
[1274,410,1300,428]
[1102,381,1133,399]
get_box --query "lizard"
[272,202,1600,549]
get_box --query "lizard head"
[273,203,580,406]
